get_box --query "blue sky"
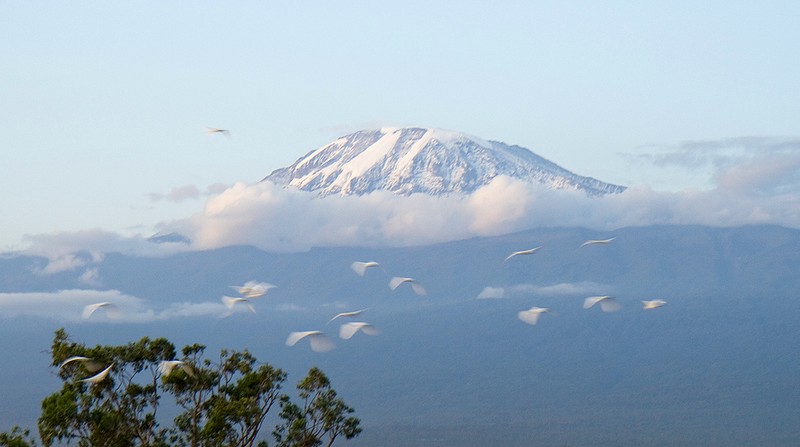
[2,1,800,251]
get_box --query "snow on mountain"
[263,127,626,196]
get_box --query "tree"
[273,368,361,447]
[1,329,360,447]
[0,427,38,447]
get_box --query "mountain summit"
[263,127,626,196]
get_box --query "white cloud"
[0,289,143,322]
[149,185,201,203]
[34,254,90,275]
[161,174,800,253]
[510,282,607,296]
[12,139,800,258]
[78,268,102,286]
[477,282,607,300]
[155,301,228,320]
[0,289,227,323]
[148,183,233,203]
[21,229,189,260]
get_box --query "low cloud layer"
[0,289,229,323]
[165,171,800,252]
[16,136,800,257]
[21,229,190,264]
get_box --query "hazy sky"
[3,1,800,252]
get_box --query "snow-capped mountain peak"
[263,127,626,196]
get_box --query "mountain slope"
[1,225,799,446]
[263,127,626,196]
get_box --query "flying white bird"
[58,356,106,373]
[230,281,276,299]
[80,363,114,384]
[517,307,551,326]
[286,331,335,352]
[389,277,427,296]
[327,308,368,324]
[82,302,120,320]
[504,247,542,263]
[221,296,256,315]
[583,295,621,312]
[159,360,195,378]
[580,237,616,248]
[339,322,381,340]
[641,299,667,310]
[350,261,383,276]
[206,127,230,137]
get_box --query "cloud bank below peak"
[16,136,800,257]
[164,169,800,253]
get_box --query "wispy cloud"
[148,183,233,203]
[148,185,201,203]
[477,282,607,299]
[625,137,800,195]
[275,303,307,312]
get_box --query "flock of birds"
[69,234,668,382]
[504,237,665,323]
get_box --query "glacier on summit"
[263,127,626,196]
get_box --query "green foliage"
[1,330,360,447]
[273,367,362,447]
[0,427,37,447]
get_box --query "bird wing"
[642,300,666,309]
[308,333,335,352]
[158,361,178,377]
[327,308,367,324]
[599,298,621,312]
[389,277,411,290]
[517,310,542,325]
[242,282,276,298]
[351,262,368,276]
[410,283,427,296]
[81,302,106,319]
[583,296,605,309]
[580,237,616,247]
[221,296,238,309]
[505,247,542,262]
[59,356,90,369]
[286,331,314,346]
[339,323,363,340]
[179,363,195,377]
[360,324,381,336]
[83,359,106,373]
[80,363,113,383]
